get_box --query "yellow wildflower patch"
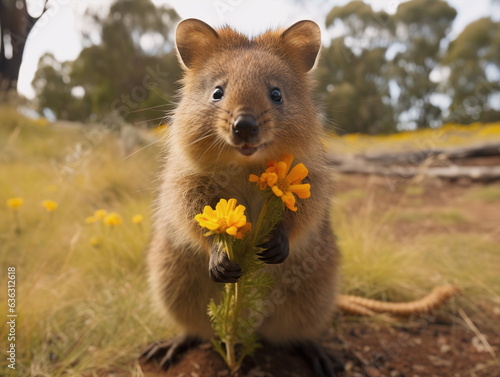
[94,209,108,219]
[41,200,58,212]
[132,214,144,224]
[103,212,123,227]
[6,197,24,210]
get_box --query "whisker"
[129,104,171,114]
[121,138,162,161]
[188,132,216,147]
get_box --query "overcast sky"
[19,0,500,99]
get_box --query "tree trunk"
[0,0,48,96]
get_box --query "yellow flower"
[6,197,24,209]
[132,214,144,224]
[103,212,122,227]
[85,216,97,224]
[89,236,102,247]
[195,198,251,239]
[249,154,310,211]
[41,200,58,212]
[94,209,108,219]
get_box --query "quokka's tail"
[337,284,460,317]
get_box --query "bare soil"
[139,318,500,377]
[139,173,500,377]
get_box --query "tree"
[443,17,500,123]
[392,0,457,128]
[318,1,395,134]
[33,0,181,124]
[0,0,48,97]
[32,53,90,120]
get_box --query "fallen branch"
[332,161,500,181]
[362,142,500,165]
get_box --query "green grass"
[404,185,425,196]
[1,106,499,375]
[465,185,500,202]
[390,208,471,225]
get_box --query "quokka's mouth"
[236,144,258,156]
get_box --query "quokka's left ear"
[281,20,321,72]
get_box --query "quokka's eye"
[270,88,283,104]
[212,87,224,101]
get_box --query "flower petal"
[194,214,220,230]
[280,154,294,171]
[215,199,228,218]
[282,192,297,211]
[227,205,246,227]
[276,161,288,180]
[287,163,308,184]
[266,160,277,172]
[249,174,260,183]
[226,226,238,236]
[289,184,311,199]
[266,172,278,187]
[272,185,284,197]
[227,198,237,212]
[202,206,219,222]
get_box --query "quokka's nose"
[232,114,259,142]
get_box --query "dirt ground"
[139,317,500,377]
[138,173,500,377]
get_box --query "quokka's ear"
[281,20,321,72]
[175,18,219,70]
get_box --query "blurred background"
[1,1,500,376]
[1,0,499,132]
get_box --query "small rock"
[439,343,451,353]
[191,362,200,370]
[344,361,354,371]
[190,372,199,377]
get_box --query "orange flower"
[249,154,310,211]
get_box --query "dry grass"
[0,107,172,376]
[1,107,499,375]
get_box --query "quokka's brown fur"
[147,19,339,344]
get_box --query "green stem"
[223,239,240,371]
[13,210,22,234]
[252,197,270,245]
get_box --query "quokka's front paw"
[209,244,243,283]
[257,222,289,264]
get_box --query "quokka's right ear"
[175,18,219,70]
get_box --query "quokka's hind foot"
[294,340,344,377]
[141,335,201,370]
